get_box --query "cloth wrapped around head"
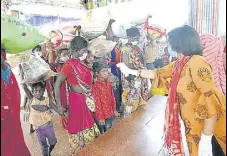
[200,34,226,96]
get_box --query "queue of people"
[1,23,226,156]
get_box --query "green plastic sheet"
[1,14,48,54]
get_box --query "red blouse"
[61,63,78,85]
[92,79,116,120]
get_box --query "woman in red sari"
[54,36,100,154]
[1,48,31,156]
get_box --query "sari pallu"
[61,59,100,154]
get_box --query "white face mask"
[60,56,69,62]
[134,80,142,88]
[78,53,88,61]
[131,41,139,46]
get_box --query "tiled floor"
[21,96,189,156]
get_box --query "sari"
[56,65,68,132]
[60,58,100,154]
[154,55,226,155]
[1,65,31,156]
[200,34,226,96]
[120,44,148,112]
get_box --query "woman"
[120,27,148,113]
[54,36,100,154]
[117,25,226,156]
[200,34,226,96]
[1,48,31,156]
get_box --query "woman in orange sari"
[54,36,100,154]
[117,25,226,156]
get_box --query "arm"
[22,84,33,99]
[190,56,219,135]
[49,97,59,113]
[110,85,117,112]
[92,85,104,120]
[106,19,115,41]
[54,73,67,115]
[21,95,28,110]
[140,61,176,79]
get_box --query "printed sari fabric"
[1,69,31,156]
[120,44,148,112]
[156,55,226,155]
[200,34,226,96]
[60,58,100,154]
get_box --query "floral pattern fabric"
[69,124,100,154]
[120,44,148,111]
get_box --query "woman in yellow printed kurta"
[148,56,226,155]
[117,25,226,156]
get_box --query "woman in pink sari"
[200,34,226,96]
[54,36,100,154]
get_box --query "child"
[24,82,58,156]
[92,62,119,133]
[54,47,69,131]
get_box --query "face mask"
[1,65,11,84]
[131,41,139,46]
[134,80,142,88]
[60,56,69,62]
[167,44,177,58]
[78,53,88,61]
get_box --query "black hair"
[126,27,140,37]
[32,82,46,89]
[32,45,41,53]
[70,36,88,52]
[92,61,109,73]
[167,25,202,56]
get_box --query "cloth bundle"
[21,54,56,84]
[88,38,117,58]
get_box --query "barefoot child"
[23,81,58,156]
[92,62,120,133]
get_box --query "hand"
[116,63,139,77]
[63,111,69,118]
[99,120,105,125]
[125,105,132,114]
[58,106,65,116]
[198,133,213,156]
[114,111,120,117]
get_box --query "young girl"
[54,47,69,131]
[23,81,58,156]
[92,62,119,133]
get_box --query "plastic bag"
[21,54,56,84]
[88,38,117,57]
[1,14,48,54]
